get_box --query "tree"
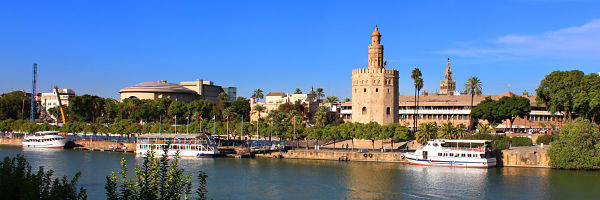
[548,118,600,169]
[325,96,339,103]
[344,98,351,102]
[251,89,264,102]
[218,92,229,102]
[253,105,266,120]
[498,96,531,132]
[471,97,507,131]
[573,73,600,124]
[416,122,437,144]
[0,154,87,200]
[411,68,423,132]
[294,88,302,94]
[476,123,492,135]
[536,70,585,122]
[0,91,31,120]
[316,88,324,100]
[437,122,457,139]
[313,106,329,127]
[464,76,482,129]
[168,101,188,123]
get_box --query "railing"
[441,147,490,152]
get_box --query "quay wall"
[0,137,22,146]
[500,146,550,168]
[256,149,408,162]
[74,140,136,150]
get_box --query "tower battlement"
[352,68,399,75]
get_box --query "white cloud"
[438,19,600,58]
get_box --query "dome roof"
[119,81,197,94]
[371,26,380,36]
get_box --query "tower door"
[422,151,428,160]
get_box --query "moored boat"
[136,133,220,158]
[403,139,497,168]
[22,131,68,148]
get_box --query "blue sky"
[1,0,599,100]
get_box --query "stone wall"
[74,140,136,150]
[499,146,550,168]
[257,149,407,162]
[0,137,22,145]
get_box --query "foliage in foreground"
[0,154,87,200]
[105,146,208,200]
[548,118,600,169]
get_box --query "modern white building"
[37,88,76,121]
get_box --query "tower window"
[376,88,379,92]
[362,107,367,115]
[388,88,390,93]
[364,88,367,93]
[386,107,391,115]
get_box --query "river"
[1,146,599,199]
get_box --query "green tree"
[573,73,600,124]
[325,96,339,103]
[0,154,87,200]
[437,122,457,139]
[344,98,351,102]
[548,118,600,169]
[316,88,325,100]
[471,97,507,131]
[476,123,492,135]
[498,96,531,132]
[168,101,188,123]
[464,76,482,129]
[294,88,302,94]
[536,70,585,122]
[0,91,31,120]
[416,122,437,144]
[68,95,105,123]
[218,92,229,102]
[313,106,329,127]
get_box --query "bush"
[535,134,558,145]
[510,137,533,146]
[493,139,510,150]
[548,118,600,169]
[0,154,87,200]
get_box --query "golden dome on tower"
[371,26,380,36]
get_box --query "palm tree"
[251,89,264,103]
[464,77,482,129]
[253,105,265,119]
[316,88,325,100]
[456,124,468,139]
[476,123,492,135]
[416,122,437,144]
[437,122,456,139]
[294,88,302,94]
[411,68,423,132]
[325,96,339,103]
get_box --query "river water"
[1,146,599,200]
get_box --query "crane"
[54,85,67,125]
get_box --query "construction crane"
[54,85,67,125]
[30,63,37,122]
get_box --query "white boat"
[136,133,220,158]
[403,139,497,168]
[22,131,68,148]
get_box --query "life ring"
[400,154,405,159]
[363,153,368,158]
[369,153,373,158]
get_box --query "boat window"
[461,154,465,157]
[480,154,484,158]
[449,153,453,157]
[432,143,438,147]
[438,153,442,156]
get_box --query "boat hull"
[22,139,68,148]
[405,156,496,168]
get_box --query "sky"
[1,0,599,100]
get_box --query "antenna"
[30,63,37,122]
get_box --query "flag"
[292,116,295,121]
[173,115,176,119]
[186,116,189,120]
[226,116,229,120]
[198,116,202,120]
[212,115,215,120]
[384,60,387,66]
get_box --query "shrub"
[548,118,600,169]
[0,154,87,200]
[493,139,510,150]
[535,134,558,145]
[510,137,533,146]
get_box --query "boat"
[403,139,497,168]
[22,131,68,148]
[135,133,220,158]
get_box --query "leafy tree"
[68,95,105,122]
[344,98,351,102]
[536,70,585,121]
[498,96,531,132]
[316,88,325,100]
[471,97,507,130]
[168,101,188,123]
[548,118,600,169]
[0,91,31,120]
[218,92,229,102]
[325,96,339,103]
[0,154,87,200]
[231,97,251,119]
[464,76,482,129]
[251,89,264,102]
[416,122,437,144]
[573,73,600,124]
[294,88,302,94]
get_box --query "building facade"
[351,26,399,125]
[37,88,76,121]
[119,79,236,102]
[249,91,318,121]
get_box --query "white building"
[38,88,76,121]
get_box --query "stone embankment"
[256,149,408,162]
[500,146,550,168]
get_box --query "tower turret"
[368,26,384,69]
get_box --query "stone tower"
[351,26,399,125]
[439,58,456,95]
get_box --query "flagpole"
[213,116,215,136]
[226,116,229,140]
[186,116,189,134]
[241,115,244,147]
[159,115,161,135]
[174,115,177,134]
[256,116,259,142]
[270,118,272,141]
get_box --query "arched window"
[376,88,379,92]
[364,88,367,93]
[362,107,367,115]
[388,88,390,93]
[386,107,391,115]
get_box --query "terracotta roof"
[119,81,197,94]
[266,92,285,96]
[499,91,518,97]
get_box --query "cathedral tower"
[439,58,456,95]
[351,26,399,125]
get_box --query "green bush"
[493,139,510,150]
[548,118,600,169]
[510,137,533,146]
[535,134,558,145]
[0,154,87,200]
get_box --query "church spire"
[444,58,452,80]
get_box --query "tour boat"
[22,131,68,148]
[136,133,220,158]
[403,139,497,168]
